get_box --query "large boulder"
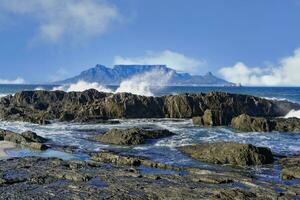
[0,129,48,150]
[21,131,48,143]
[178,142,274,166]
[231,114,273,132]
[92,128,174,145]
[1,90,299,124]
[231,114,300,132]
[279,157,300,180]
[192,109,231,126]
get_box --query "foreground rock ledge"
[279,157,300,180]
[0,157,294,199]
[1,89,299,124]
[178,142,274,166]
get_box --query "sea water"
[1,84,300,184]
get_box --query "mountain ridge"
[57,64,235,86]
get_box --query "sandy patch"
[0,141,16,159]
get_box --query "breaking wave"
[284,109,300,119]
[52,81,113,93]
[53,69,173,96]
[116,69,172,96]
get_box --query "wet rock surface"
[178,142,274,166]
[279,157,300,180]
[231,114,300,132]
[192,109,230,126]
[91,150,182,171]
[92,128,175,145]
[0,156,295,200]
[0,129,48,150]
[1,90,299,125]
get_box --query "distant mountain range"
[57,64,235,86]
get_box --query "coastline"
[0,141,15,159]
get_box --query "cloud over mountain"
[114,50,205,75]
[219,48,300,86]
[0,0,120,43]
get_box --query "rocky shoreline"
[1,90,299,124]
[1,90,300,199]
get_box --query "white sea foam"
[284,109,300,119]
[116,69,173,96]
[263,97,289,102]
[52,69,173,97]
[0,93,8,98]
[52,81,113,93]
[34,87,45,91]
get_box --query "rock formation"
[0,129,48,150]
[0,90,298,125]
[178,142,274,166]
[0,156,292,199]
[231,114,300,132]
[279,157,300,180]
[92,128,174,145]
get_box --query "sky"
[0,0,300,85]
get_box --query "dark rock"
[0,157,289,199]
[92,128,174,145]
[21,131,48,143]
[91,151,182,170]
[178,142,274,166]
[231,114,300,132]
[211,189,258,200]
[91,151,142,166]
[0,129,48,150]
[275,118,300,132]
[192,109,230,126]
[231,114,273,132]
[1,90,299,124]
[279,157,300,180]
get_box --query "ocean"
[1,84,300,184]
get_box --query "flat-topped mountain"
[57,64,234,86]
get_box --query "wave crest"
[284,109,300,119]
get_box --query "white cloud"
[49,68,70,82]
[0,77,25,84]
[219,48,300,86]
[0,0,119,43]
[114,50,205,75]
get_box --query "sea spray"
[116,69,173,96]
[53,69,173,96]
[52,81,113,93]
[284,109,300,119]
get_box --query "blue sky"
[0,0,300,85]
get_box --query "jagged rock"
[0,90,299,124]
[0,129,48,150]
[92,128,174,145]
[275,118,300,132]
[231,114,300,132]
[91,151,181,170]
[178,142,274,166]
[231,114,272,132]
[211,189,258,200]
[0,157,287,199]
[21,131,48,143]
[192,109,230,126]
[279,157,300,180]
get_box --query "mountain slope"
[58,64,234,86]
